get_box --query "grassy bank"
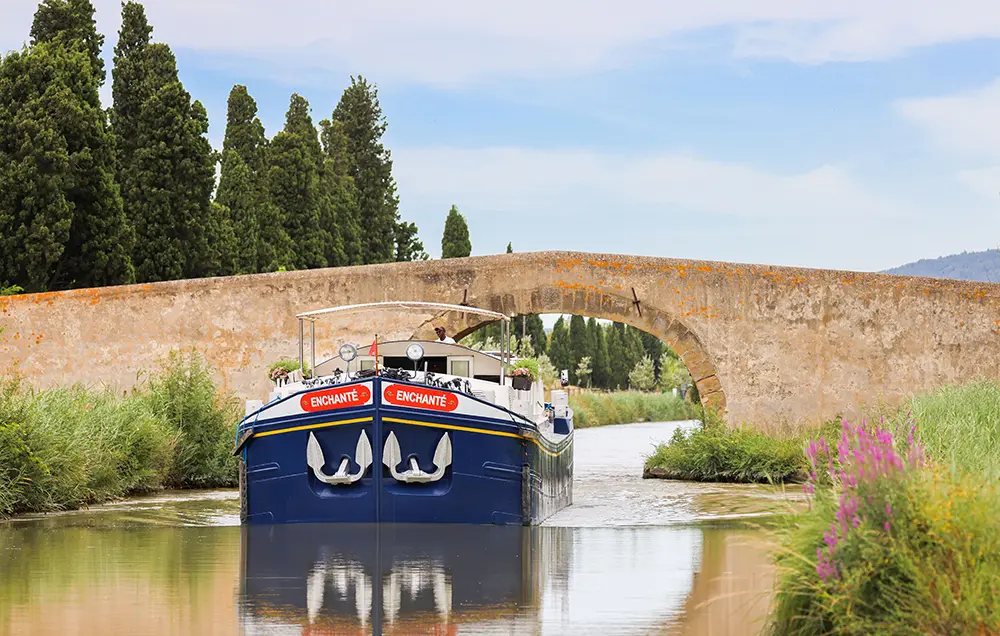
[0,350,239,517]
[768,380,1000,634]
[568,390,698,428]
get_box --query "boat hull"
[238,378,572,525]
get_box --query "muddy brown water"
[0,421,802,635]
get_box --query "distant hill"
[884,249,1000,283]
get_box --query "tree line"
[0,0,428,294]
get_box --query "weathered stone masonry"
[2,251,999,427]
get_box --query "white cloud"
[389,146,986,272]
[957,167,1000,199]
[3,1,1000,84]
[896,79,1000,161]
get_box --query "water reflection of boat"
[235,301,574,526]
[238,523,706,635]
[238,523,544,635]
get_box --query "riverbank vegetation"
[569,391,697,428]
[0,350,238,517]
[643,411,821,483]
[768,380,1000,634]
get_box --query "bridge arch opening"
[406,288,726,415]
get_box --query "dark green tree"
[31,0,104,81]
[268,93,325,271]
[332,76,402,264]
[524,314,547,355]
[129,44,217,282]
[441,205,472,258]
[215,150,258,273]
[606,323,630,390]
[548,316,573,376]
[588,318,610,389]
[318,117,361,266]
[506,242,513,253]
[0,2,132,291]
[568,314,590,384]
[395,221,428,261]
[110,1,152,175]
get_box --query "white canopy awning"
[295,300,509,322]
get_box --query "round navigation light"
[339,343,358,362]
[405,343,425,362]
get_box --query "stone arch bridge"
[2,251,999,427]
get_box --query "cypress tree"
[524,314,547,355]
[548,316,573,377]
[506,242,513,253]
[217,84,278,273]
[318,117,360,267]
[129,44,217,281]
[394,221,428,261]
[441,205,472,258]
[111,1,152,176]
[0,0,133,291]
[606,323,629,390]
[588,318,610,389]
[332,76,400,264]
[268,93,325,271]
[568,314,589,384]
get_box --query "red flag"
[368,337,377,356]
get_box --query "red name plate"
[383,384,459,412]
[301,385,372,412]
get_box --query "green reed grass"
[568,390,698,428]
[0,350,239,517]
[643,410,825,484]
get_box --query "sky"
[2,1,1000,273]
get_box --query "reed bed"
[0,350,239,517]
[568,390,698,428]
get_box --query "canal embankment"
[569,390,698,428]
[0,350,238,518]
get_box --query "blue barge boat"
[234,301,574,525]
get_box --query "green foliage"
[506,242,513,253]
[441,204,472,258]
[318,117,361,266]
[332,76,401,264]
[0,31,132,292]
[628,355,656,391]
[768,386,1000,635]
[588,318,610,388]
[575,356,592,388]
[548,316,572,374]
[570,391,697,428]
[644,414,812,483]
[659,352,692,391]
[1,285,24,296]
[31,0,105,82]
[395,220,428,261]
[0,376,178,516]
[127,44,217,282]
[568,314,589,384]
[269,94,326,271]
[216,150,259,274]
[143,350,239,489]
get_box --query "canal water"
[0,421,798,636]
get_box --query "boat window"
[359,358,375,371]
[449,357,472,378]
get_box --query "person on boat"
[434,326,456,344]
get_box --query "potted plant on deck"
[509,359,538,391]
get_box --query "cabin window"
[359,358,375,371]
[449,357,472,378]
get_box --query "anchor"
[383,431,452,483]
[306,430,372,485]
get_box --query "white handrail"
[296,300,509,322]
